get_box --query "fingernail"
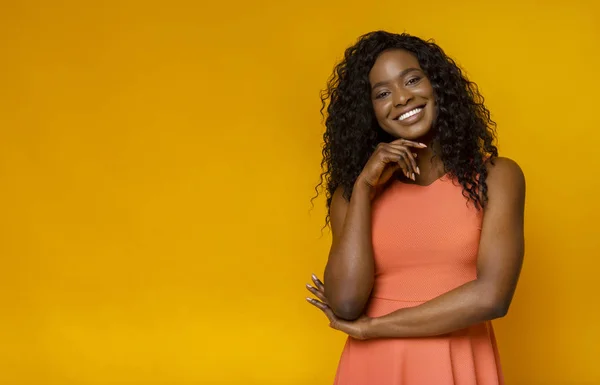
[416,166,420,175]
[306,284,312,289]
[412,173,416,180]
[306,297,312,302]
[311,273,317,280]
[420,143,427,147]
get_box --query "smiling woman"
[370,52,435,141]
[306,31,525,384]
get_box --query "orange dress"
[333,174,503,385]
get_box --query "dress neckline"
[396,171,451,188]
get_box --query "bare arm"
[324,182,375,320]
[322,139,426,321]
[367,157,525,338]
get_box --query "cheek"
[373,101,390,120]
[416,83,434,98]
[428,100,438,122]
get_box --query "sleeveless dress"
[333,173,503,385]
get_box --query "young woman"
[306,31,525,384]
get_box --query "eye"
[406,76,422,86]
[375,91,390,99]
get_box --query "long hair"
[315,31,498,225]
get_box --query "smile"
[395,107,424,121]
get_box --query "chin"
[384,121,433,140]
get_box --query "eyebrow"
[371,67,422,91]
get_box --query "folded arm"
[367,157,526,338]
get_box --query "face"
[369,49,436,140]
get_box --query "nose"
[393,88,412,107]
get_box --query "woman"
[305,31,525,384]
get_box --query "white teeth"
[398,108,423,121]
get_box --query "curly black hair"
[315,31,498,225]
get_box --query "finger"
[400,147,419,176]
[311,274,325,291]
[306,284,327,303]
[382,148,411,178]
[395,150,415,180]
[390,138,427,148]
[306,298,336,321]
[387,146,418,178]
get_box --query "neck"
[414,140,445,186]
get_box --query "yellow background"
[1,1,598,384]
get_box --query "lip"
[393,104,426,125]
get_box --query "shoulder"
[485,157,525,185]
[484,156,526,202]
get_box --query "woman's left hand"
[306,274,373,340]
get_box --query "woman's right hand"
[356,138,427,193]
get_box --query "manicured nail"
[412,173,416,180]
[416,166,420,175]
[306,297,313,303]
[306,284,312,289]
[419,143,427,147]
